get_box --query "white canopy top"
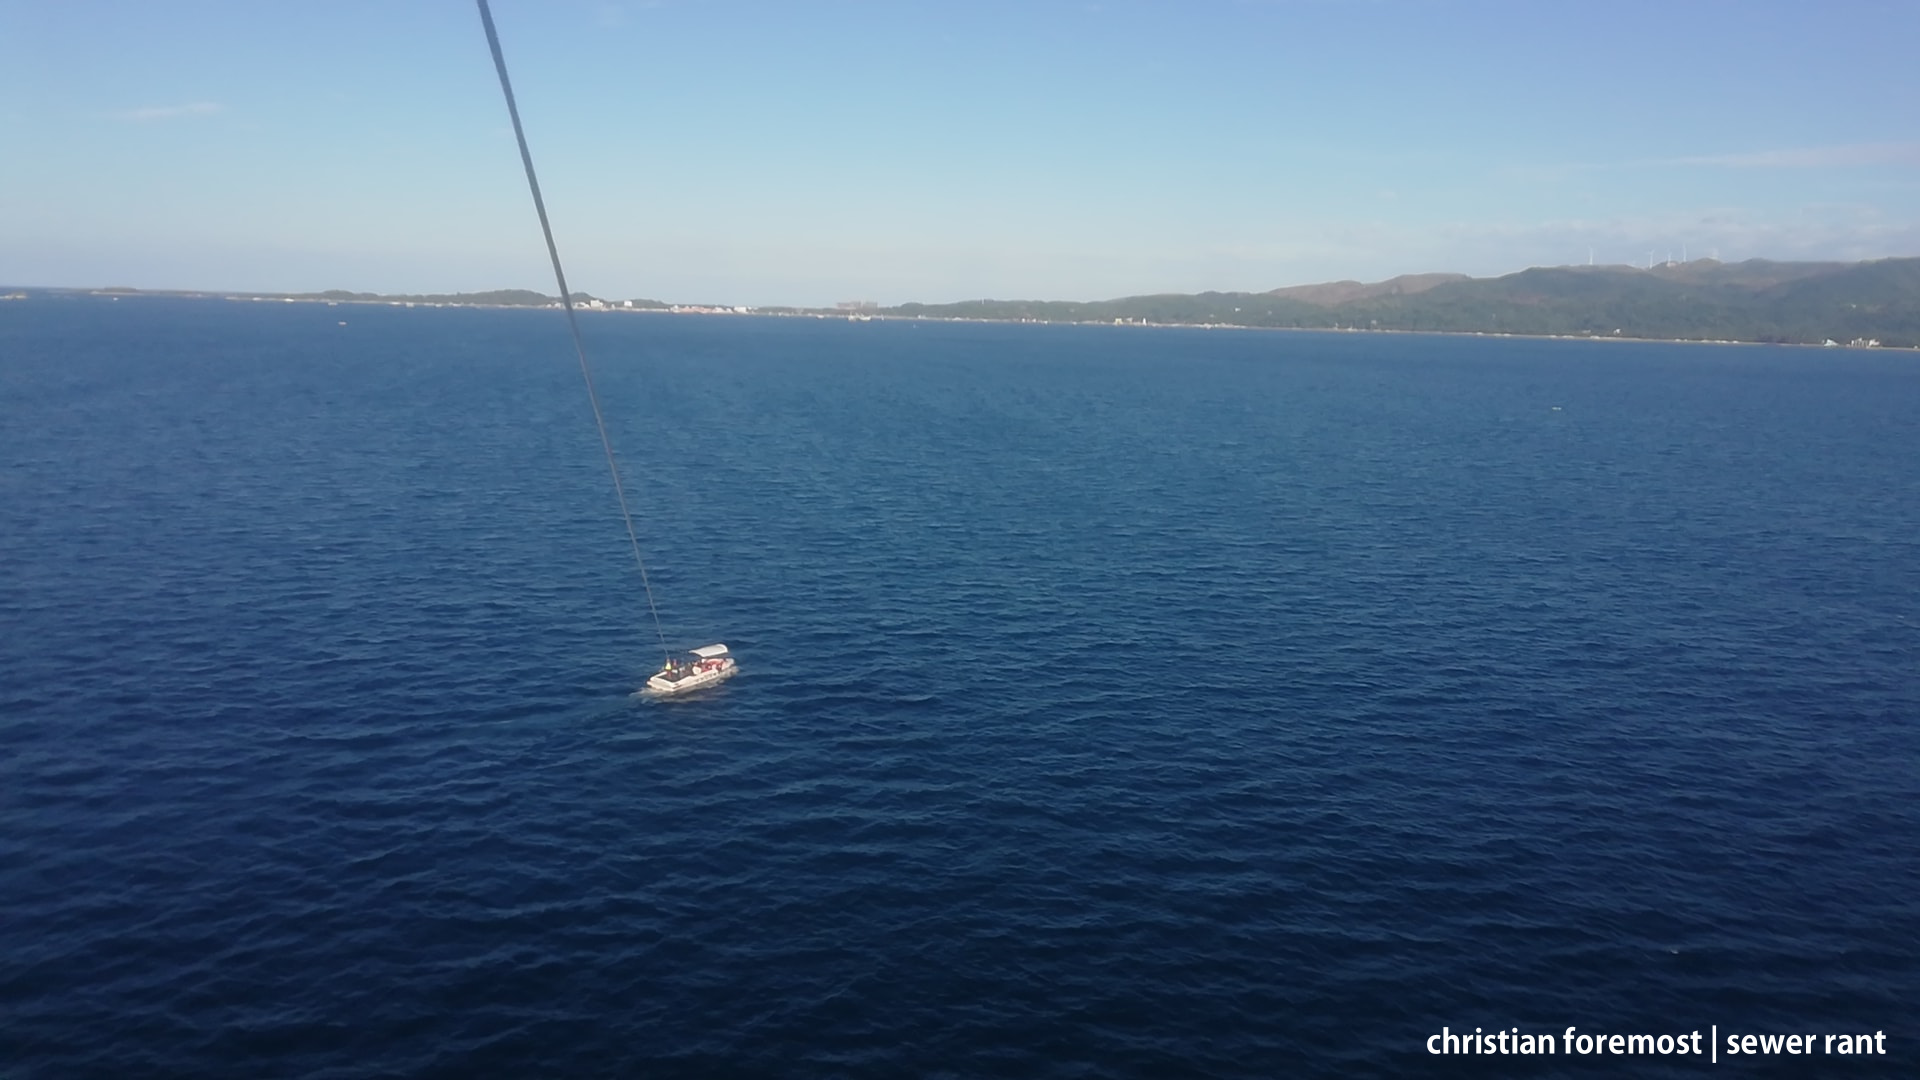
[688,643,730,659]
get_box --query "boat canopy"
[688,644,730,659]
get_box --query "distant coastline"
[9,256,1917,349]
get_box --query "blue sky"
[3,1,1917,306]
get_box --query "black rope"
[476,0,671,667]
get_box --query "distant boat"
[644,644,738,695]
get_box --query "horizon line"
[8,252,1916,310]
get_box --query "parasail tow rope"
[476,0,671,667]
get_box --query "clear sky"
[3,0,1917,307]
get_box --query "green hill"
[301,288,665,308]
[880,258,1920,347]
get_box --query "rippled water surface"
[3,296,1917,1077]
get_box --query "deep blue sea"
[3,295,1917,1078]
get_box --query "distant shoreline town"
[8,255,1917,349]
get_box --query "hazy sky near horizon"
[3,0,1917,307]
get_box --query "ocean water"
[2,295,1916,1078]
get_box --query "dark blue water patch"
[2,296,1916,1078]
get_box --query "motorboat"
[644,644,737,695]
